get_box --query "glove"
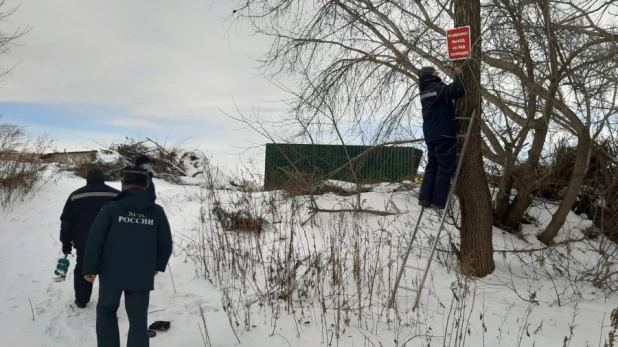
[62,242,72,255]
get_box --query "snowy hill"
[1,167,617,346]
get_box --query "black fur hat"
[135,154,151,167]
[419,66,436,78]
[86,168,105,184]
[120,166,150,188]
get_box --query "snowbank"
[1,169,617,346]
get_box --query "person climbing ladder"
[417,65,466,209]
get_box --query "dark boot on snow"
[149,321,170,331]
[418,200,431,208]
[74,300,86,309]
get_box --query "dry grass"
[605,308,618,347]
[174,163,618,346]
[281,171,372,197]
[0,119,55,210]
[212,202,266,234]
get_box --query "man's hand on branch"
[453,66,463,75]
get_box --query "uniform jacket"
[419,73,466,143]
[60,182,120,251]
[82,188,173,291]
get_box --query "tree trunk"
[494,159,516,222]
[538,133,591,245]
[454,0,495,277]
[502,124,549,228]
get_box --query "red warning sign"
[447,26,471,60]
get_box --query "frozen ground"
[1,167,617,346]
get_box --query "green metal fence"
[264,143,423,189]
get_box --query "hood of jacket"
[114,188,156,212]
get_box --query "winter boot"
[418,200,431,208]
[149,321,170,331]
[74,300,86,309]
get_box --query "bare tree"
[0,2,40,209]
[0,117,53,209]
[226,0,500,275]
[454,0,495,276]
[0,0,29,77]
[226,0,617,266]
[476,0,618,244]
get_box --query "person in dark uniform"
[83,166,173,347]
[417,65,465,209]
[135,155,156,199]
[59,168,120,308]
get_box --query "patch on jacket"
[118,211,155,225]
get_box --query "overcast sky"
[0,0,289,169]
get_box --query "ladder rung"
[398,285,418,292]
[455,117,471,120]
[405,265,424,271]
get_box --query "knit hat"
[120,166,150,189]
[419,66,436,79]
[135,155,151,168]
[86,168,105,184]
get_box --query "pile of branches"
[280,171,371,197]
[536,140,618,242]
[534,142,579,201]
[70,138,200,184]
[70,152,125,181]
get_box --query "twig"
[493,237,587,254]
[273,333,292,347]
[198,323,207,347]
[28,299,35,321]
[49,233,57,244]
[168,264,177,294]
[148,308,167,314]
[199,306,212,347]
[225,305,241,343]
[307,207,397,216]
[145,138,187,176]
[598,311,606,347]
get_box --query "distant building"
[39,150,97,164]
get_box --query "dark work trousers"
[419,137,457,207]
[97,282,150,347]
[74,249,93,306]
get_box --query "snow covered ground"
[1,167,617,346]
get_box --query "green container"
[53,255,70,282]
[264,143,423,189]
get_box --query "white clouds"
[0,0,289,130]
[101,118,160,130]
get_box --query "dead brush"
[280,170,371,197]
[604,308,618,347]
[0,119,54,210]
[67,137,208,184]
[211,201,266,234]
[68,160,122,181]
